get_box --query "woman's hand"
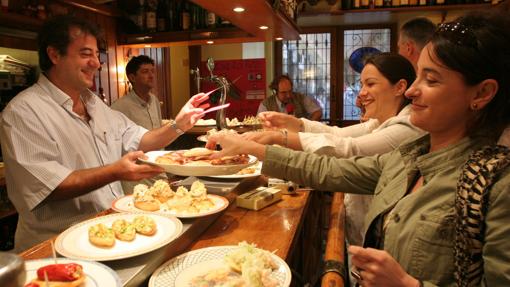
[258,112,303,132]
[348,246,420,287]
[175,93,210,131]
[241,130,283,145]
[206,133,266,160]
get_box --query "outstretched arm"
[139,93,209,151]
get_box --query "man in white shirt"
[257,75,322,121]
[111,55,162,130]
[0,15,209,251]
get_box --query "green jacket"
[262,135,510,286]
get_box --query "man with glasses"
[257,75,322,121]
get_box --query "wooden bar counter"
[18,176,321,286]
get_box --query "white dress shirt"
[0,75,147,251]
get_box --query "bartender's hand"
[175,93,210,131]
[348,246,420,287]
[207,133,266,160]
[258,112,303,132]
[242,130,283,146]
[113,151,164,181]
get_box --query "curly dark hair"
[430,11,510,139]
[38,15,102,72]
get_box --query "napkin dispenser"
[236,187,282,211]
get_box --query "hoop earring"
[471,103,478,110]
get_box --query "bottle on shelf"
[206,10,217,28]
[134,0,146,33]
[146,0,157,33]
[181,1,190,30]
[167,0,177,31]
[156,0,168,32]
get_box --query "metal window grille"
[282,33,331,119]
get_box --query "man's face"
[129,63,155,90]
[277,79,293,104]
[53,27,100,90]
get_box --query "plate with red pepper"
[24,257,121,287]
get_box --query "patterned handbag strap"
[454,145,510,287]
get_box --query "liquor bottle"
[146,0,157,33]
[156,0,168,32]
[134,0,146,33]
[392,0,400,7]
[409,0,418,5]
[181,1,190,30]
[361,0,370,8]
[375,0,384,8]
[383,0,392,7]
[206,10,217,28]
[167,0,177,31]
[400,0,409,6]
[419,0,427,5]
[436,0,445,5]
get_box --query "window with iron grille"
[282,33,331,119]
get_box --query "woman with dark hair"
[209,11,510,286]
[237,53,423,247]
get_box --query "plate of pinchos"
[149,242,291,287]
[24,257,121,287]
[55,212,182,261]
[205,161,263,179]
[112,180,229,218]
[139,148,257,176]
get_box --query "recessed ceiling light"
[206,40,214,44]
[275,37,283,41]
[144,45,151,48]
[259,26,269,30]
[233,7,245,12]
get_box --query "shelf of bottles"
[119,0,236,35]
[340,0,503,11]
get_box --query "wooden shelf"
[0,12,43,32]
[191,0,300,41]
[56,0,120,17]
[300,2,501,16]
[118,27,258,47]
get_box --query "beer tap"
[205,57,229,130]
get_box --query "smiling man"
[0,15,209,251]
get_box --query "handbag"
[454,145,510,287]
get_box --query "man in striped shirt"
[0,15,209,252]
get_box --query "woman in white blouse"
[242,53,425,247]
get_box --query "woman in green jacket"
[208,11,510,286]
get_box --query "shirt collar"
[128,89,154,107]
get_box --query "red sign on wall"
[200,58,266,120]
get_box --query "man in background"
[111,55,166,194]
[111,55,162,130]
[257,75,322,121]
[397,17,436,70]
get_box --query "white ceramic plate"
[197,135,208,143]
[149,245,291,287]
[112,194,229,219]
[24,257,121,287]
[55,212,182,261]
[195,119,216,126]
[206,161,262,179]
[139,151,258,176]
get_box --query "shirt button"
[393,213,400,223]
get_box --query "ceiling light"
[259,26,269,30]
[275,37,283,41]
[233,7,245,12]
[144,45,151,48]
[206,40,214,44]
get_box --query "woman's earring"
[471,103,478,110]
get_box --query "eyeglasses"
[436,22,478,47]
